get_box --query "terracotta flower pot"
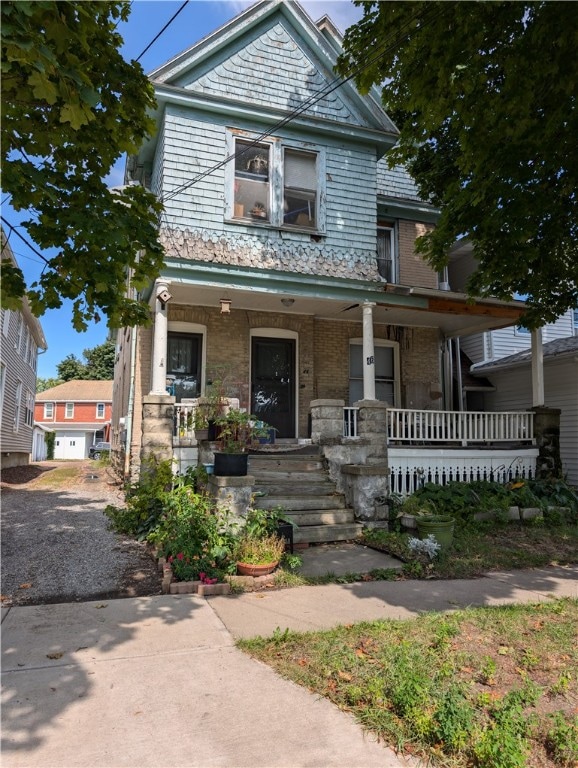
[236,561,279,577]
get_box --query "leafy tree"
[57,354,87,382]
[83,339,115,379]
[338,1,578,327]
[36,376,63,393]
[1,1,164,330]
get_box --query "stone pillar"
[532,406,562,479]
[310,399,344,443]
[141,394,175,465]
[341,462,390,526]
[208,475,254,524]
[355,400,388,458]
[150,280,169,395]
[362,302,376,400]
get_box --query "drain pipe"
[123,325,138,482]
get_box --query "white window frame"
[224,130,326,234]
[44,402,54,419]
[96,402,105,419]
[65,402,74,419]
[0,363,5,411]
[2,309,11,337]
[17,314,24,354]
[348,338,400,407]
[14,381,22,432]
[25,390,34,428]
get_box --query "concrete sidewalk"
[2,565,577,768]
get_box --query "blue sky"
[6,0,362,379]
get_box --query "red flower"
[177,552,184,561]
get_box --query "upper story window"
[226,132,324,233]
[17,314,24,353]
[96,403,105,419]
[377,223,397,282]
[2,309,11,337]
[44,402,54,419]
[234,140,271,222]
[283,149,317,229]
[65,402,74,419]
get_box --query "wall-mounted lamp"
[281,298,295,307]
[220,298,232,314]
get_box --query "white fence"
[387,447,539,496]
[387,408,534,445]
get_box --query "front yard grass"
[240,599,578,767]
[362,521,578,580]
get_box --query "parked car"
[89,441,111,459]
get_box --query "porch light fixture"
[281,298,295,307]
[220,298,232,314]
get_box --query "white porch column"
[150,280,169,395]
[362,301,376,400]
[531,327,544,407]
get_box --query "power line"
[135,0,190,63]
[0,216,49,264]
[160,4,441,205]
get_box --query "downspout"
[123,324,138,481]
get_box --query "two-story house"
[35,380,112,460]
[113,0,532,493]
[1,233,47,469]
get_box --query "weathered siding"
[182,20,365,126]
[460,333,487,365]
[1,308,39,466]
[376,160,421,202]
[483,359,578,485]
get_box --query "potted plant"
[234,532,286,576]
[213,409,270,476]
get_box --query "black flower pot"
[276,522,294,554]
[214,452,248,477]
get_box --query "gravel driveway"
[1,461,161,606]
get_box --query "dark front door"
[251,337,296,438]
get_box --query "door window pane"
[167,333,202,401]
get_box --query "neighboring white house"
[471,336,578,486]
[0,233,47,469]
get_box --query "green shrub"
[544,712,578,766]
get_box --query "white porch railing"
[387,447,539,496]
[343,407,359,438]
[387,408,534,445]
[174,402,196,440]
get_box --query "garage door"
[54,432,86,460]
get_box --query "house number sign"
[366,356,374,365]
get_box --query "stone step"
[248,469,329,483]
[281,510,355,527]
[254,495,346,511]
[293,523,363,544]
[248,459,324,472]
[254,482,335,496]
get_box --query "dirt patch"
[1,460,161,606]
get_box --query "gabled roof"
[472,336,578,374]
[36,380,113,402]
[149,0,397,138]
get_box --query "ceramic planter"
[236,561,279,577]
[416,515,455,548]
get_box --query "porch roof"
[153,259,525,338]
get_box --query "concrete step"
[281,510,355,527]
[254,496,347,512]
[293,523,363,544]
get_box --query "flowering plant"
[407,534,441,560]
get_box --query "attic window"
[233,140,270,222]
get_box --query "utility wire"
[0,216,49,264]
[160,4,441,205]
[135,0,190,63]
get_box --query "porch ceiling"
[163,280,525,338]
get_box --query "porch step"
[248,446,360,545]
[293,523,363,545]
